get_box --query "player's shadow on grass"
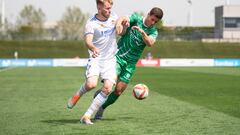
[41,118,120,125]
[41,119,80,125]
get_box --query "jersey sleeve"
[84,21,94,36]
[149,30,158,40]
[129,12,141,24]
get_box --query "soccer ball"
[133,84,149,100]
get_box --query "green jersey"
[116,13,158,64]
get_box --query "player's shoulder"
[130,12,143,20]
[132,12,142,17]
[151,26,158,31]
[147,26,158,33]
[147,26,158,37]
[132,12,141,16]
[86,14,98,23]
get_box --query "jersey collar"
[95,14,109,22]
[143,17,152,28]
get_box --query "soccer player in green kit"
[94,7,164,120]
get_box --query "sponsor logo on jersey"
[101,27,115,37]
[130,28,143,46]
[100,24,105,27]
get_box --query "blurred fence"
[0,25,218,41]
[0,31,215,41]
[0,28,84,41]
[158,32,215,41]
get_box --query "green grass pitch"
[0,67,240,135]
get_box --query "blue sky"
[4,0,240,26]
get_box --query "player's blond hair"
[96,0,113,5]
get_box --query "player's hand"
[116,19,129,35]
[132,26,144,34]
[122,20,130,27]
[91,47,100,58]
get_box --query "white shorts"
[85,57,117,84]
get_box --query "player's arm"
[141,30,156,47]
[132,26,156,47]
[84,34,99,58]
[116,16,129,35]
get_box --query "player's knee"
[114,82,127,96]
[85,82,97,90]
[114,88,124,96]
[101,86,112,95]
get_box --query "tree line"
[0,5,212,41]
[0,5,88,40]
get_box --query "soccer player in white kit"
[67,0,120,125]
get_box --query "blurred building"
[215,5,240,39]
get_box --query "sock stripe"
[99,91,107,98]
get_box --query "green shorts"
[116,55,136,84]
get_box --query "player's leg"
[102,61,135,109]
[81,79,114,124]
[103,81,127,108]
[95,60,136,119]
[94,80,128,120]
[67,58,99,109]
[93,88,102,98]
[67,76,98,109]
[94,57,123,119]
[81,58,116,124]
[92,78,105,99]
[93,89,103,119]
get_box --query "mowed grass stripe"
[0,67,16,73]
[0,67,239,135]
[164,67,240,76]
[132,67,240,118]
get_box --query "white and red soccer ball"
[133,84,149,100]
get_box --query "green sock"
[102,92,119,109]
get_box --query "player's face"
[145,15,159,27]
[99,2,112,19]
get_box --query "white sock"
[79,84,87,96]
[84,91,107,117]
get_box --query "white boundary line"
[0,67,16,73]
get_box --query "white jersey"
[84,13,118,60]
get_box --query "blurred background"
[1,1,240,134]
[0,0,240,60]
[0,0,240,41]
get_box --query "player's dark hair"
[149,7,163,20]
